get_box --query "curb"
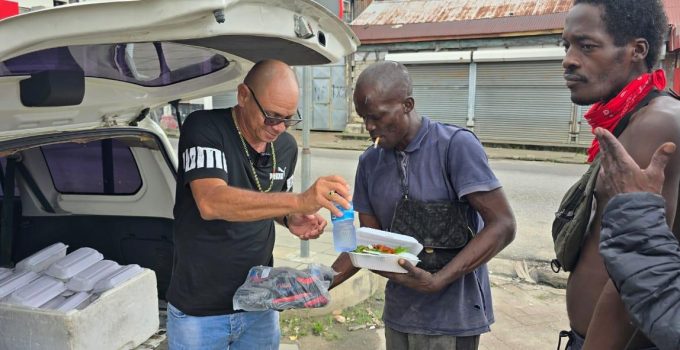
[487,257,569,289]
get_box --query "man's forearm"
[197,184,300,222]
[329,253,360,290]
[435,220,514,286]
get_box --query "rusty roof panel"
[352,12,567,44]
[351,0,573,26]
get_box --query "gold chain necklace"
[232,109,277,192]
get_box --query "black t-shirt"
[166,108,297,316]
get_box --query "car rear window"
[0,42,229,87]
[41,139,142,195]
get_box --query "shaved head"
[355,61,413,104]
[353,61,420,151]
[235,59,299,146]
[244,59,298,95]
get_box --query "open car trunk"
[0,127,177,296]
[0,0,358,300]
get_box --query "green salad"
[353,244,408,255]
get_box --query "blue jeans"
[166,303,280,350]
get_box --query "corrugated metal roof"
[352,12,566,44]
[352,0,680,51]
[351,0,572,26]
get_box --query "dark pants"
[385,327,480,350]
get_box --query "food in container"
[348,227,423,273]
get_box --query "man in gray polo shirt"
[331,61,516,349]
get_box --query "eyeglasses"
[246,85,303,127]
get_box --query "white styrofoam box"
[41,293,67,309]
[0,269,159,350]
[15,242,68,273]
[5,275,67,308]
[45,247,103,280]
[348,227,423,273]
[54,291,92,312]
[0,267,12,281]
[67,260,120,292]
[0,270,40,299]
[92,264,143,293]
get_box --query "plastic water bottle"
[331,202,357,252]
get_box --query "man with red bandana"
[558,1,680,349]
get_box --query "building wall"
[16,0,51,10]
[347,50,386,131]
[663,51,680,91]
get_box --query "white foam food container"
[0,270,40,299]
[53,292,92,312]
[0,269,159,350]
[348,227,423,273]
[67,260,120,292]
[15,242,68,273]
[92,264,143,294]
[45,247,104,280]
[41,293,67,310]
[0,267,12,281]
[5,275,67,308]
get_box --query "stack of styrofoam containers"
[0,243,158,350]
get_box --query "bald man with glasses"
[166,59,351,350]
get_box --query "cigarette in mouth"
[374,137,380,149]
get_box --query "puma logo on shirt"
[270,167,286,181]
[183,146,228,174]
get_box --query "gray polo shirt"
[353,117,501,336]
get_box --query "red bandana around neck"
[584,69,667,162]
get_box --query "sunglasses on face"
[246,85,303,127]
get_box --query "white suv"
[0,0,358,299]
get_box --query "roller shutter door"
[406,64,469,127]
[577,104,595,147]
[212,91,238,109]
[474,61,573,145]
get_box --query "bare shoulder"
[630,96,680,142]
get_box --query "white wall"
[17,0,53,9]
